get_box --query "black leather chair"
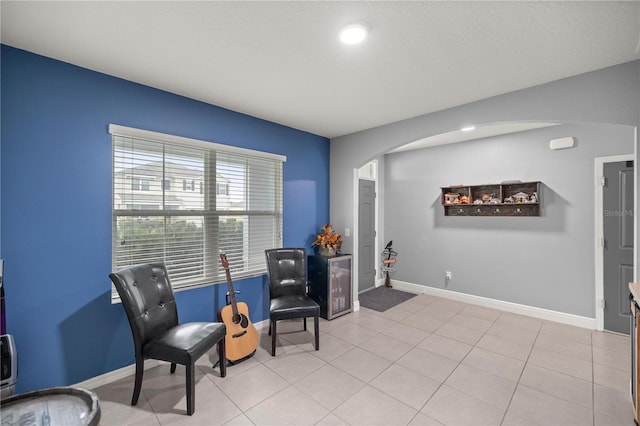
[109,263,226,416]
[265,248,320,356]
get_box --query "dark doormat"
[359,286,417,312]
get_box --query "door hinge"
[601,299,606,310]
[601,237,605,248]
[601,176,606,186]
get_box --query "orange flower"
[312,224,343,250]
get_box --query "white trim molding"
[391,280,596,330]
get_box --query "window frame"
[109,124,286,302]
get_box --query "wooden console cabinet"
[441,181,541,216]
[308,254,352,320]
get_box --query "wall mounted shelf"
[441,181,541,216]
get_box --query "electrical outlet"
[445,271,452,280]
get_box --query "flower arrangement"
[312,224,343,251]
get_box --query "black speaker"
[1,334,17,398]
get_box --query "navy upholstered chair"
[109,263,226,415]
[265,248,320,356]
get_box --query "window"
[216,182,229,196]
[110,124,285,300]
[131,177,150,191]
[183,179,195,191]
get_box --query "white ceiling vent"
[549,137,575,150]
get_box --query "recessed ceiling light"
[339,22,368,45]
[461,126,476,132]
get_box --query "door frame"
[595,154,635,331]
[352,160,379,309]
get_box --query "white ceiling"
[1,1,639,141]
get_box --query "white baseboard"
[391,280,596,330]
[253,318,268,331]
[74,359,163,390]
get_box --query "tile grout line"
[403,302,503,425]
[498,318,543,425]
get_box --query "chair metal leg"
[170,363,177,374]
[314,315,319,351]
[132,357,144,406]
[271,320,277,356]
[268,319,272,336]
[186,364,195,415]
[218,339,226,377]
[303,317,307,331]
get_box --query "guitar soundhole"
[232,314,249,328]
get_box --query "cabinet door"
[329,256,352,318]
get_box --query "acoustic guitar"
[218,253,259,363]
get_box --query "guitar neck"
[224,268,239,316]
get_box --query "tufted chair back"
[265,248,307,299]
[110,263,179,356]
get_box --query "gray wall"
[385,123,633,317]
[330,60,640,316]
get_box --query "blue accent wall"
[0,45,330,392]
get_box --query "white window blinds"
[110,125,284,299]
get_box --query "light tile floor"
[92,294,634,425]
